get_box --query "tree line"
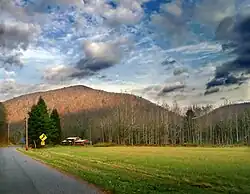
[1,96,250,146]
[63,98,250,146]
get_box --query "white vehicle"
[61,137,81,145]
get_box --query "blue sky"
[1,0,250,108]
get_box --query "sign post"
[39,133,47,147]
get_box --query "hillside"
[195,102,250,124]
[4,85,124,122]
[3,85,181,143]
[5,85,250,145]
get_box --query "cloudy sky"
[1,0,250,108]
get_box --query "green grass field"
[19,146,250,194]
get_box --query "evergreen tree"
[50,108,62,145]
[28,96,51,147]
[0,102,6,144]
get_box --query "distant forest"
[72,101,250,146]
[1,98,250,146]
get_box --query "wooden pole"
[25,117,28,151]
[7,122,10,145]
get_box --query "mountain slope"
[3,85,181,143]
[4,85,122,122]
[195,102,250,122]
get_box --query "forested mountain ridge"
[4,85,176,122]
[3,85,181,144]
[4,85,126,122]
[2,85,250,145]
[194,102,250,122]
[192,103,250,145]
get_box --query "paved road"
[0,147,101,194]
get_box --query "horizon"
[1,0,250,107]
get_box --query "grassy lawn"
[18,146,250,194]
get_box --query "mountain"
[3,85,250,145]
[194,102,250,126]
[3,85,181,143]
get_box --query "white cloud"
[83,41,121,64]
[42,64,78,83]
[3,70,16,78]
[166,42,222,54]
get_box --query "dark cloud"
[0,21,40,69]
[142,85,162,93]
[208,15,250,87]
[67,41,121,79]
[161,58,176,66]
[42,40,122,82]
[69,56,118,80]
[204,87,219,95]
[139,83,186,97]
[159,83,185,95]
[75,58,113,72]
[69,67,94,79]
[43,40,122,82]
[215,16,237,42]
[0,54,23,69]
[206,75,247,89]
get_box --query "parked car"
[61,137,92,146]
[61,137,81,145]
[75,139,92,146]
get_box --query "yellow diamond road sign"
[39,133,47,141]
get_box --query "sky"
[1,0,250,108]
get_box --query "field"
[19,146,250,194]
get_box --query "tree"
[50,108,62,145]
[10,131,22,144]
[0,102,7,144]
[28,96,51,147]
[184,107,195,143]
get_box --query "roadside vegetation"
[19,146,250,194]
[0,102,7,146]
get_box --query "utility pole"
[25,117,28,151]
[7,122,10,145]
